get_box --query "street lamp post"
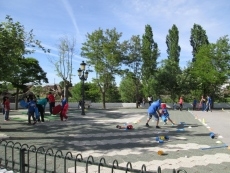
[78,61,89,115]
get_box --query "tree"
[119,72,142,102]
[105,81,121,102]
[0,15,49,82]
[123,35,142,107]
[190,36,230,99]
[158,24,181,101]
[81,28,125,108]
[9,58,48,109]
[141,24,160,98]
[71,82,100,102]
[49,36,76,102]
[166,25,181,64]
[190,24,209,61]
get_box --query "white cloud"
[61,0,83,43]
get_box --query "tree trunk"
[15,87,19,110]
[102,91,106,109]
[135,83,138,108]
[64,81,69,102]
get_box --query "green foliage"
[71,82,100,102]
[141,24,160,97]
[190,24,209,60]
[105,82,121,102]
[122,35,142,106]
[166,24,181,63]
[9,57,48,89]
[0,15,49,82]
[190,36,230,97]
[0,82,14,93]
[119,74,136,102]
[157,24,181,101]
[81,28,126,108]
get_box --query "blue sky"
[1,0,230,85]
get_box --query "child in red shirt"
[48,92,55,115]
[178,96,183,111]
[4,97,10,121]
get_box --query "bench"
[85,100,92,108]
[78,100,92,109]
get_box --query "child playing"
[116,124,134,130]
[27,97,37,125]
[3,97,10,121]
[160,103,175,125]
[60,95,68,121]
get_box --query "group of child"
[1,93,69,126]
[23,94,69,124]
[116,99,175,130]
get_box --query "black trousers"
[28,111,36,124]
[49,102,55,114]
[36,104,45,122]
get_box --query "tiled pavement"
[0,108,230,173]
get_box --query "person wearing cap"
[146,99,161,128]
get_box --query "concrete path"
[189,109,230,146]
[0,108,230,173]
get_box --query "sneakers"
[33,121,37,125]
[146,123,150,127]
[156,126,160,129]
[164,122,167,125]
[172,123,175,126]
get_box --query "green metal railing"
[0,140,187,173]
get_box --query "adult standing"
[146,99,161,128]
[48,92,55,115]
[1,96,6,115]
[147,96,153,106]
[3,96,10,121]
[36,98,48,123]
[178,96,183,111]
[200,95,206,111]
[142,97,145,106]
[192,98,197,110]
[205,95,212,112]
[37,97,48,113]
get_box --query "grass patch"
[11,114,60,122]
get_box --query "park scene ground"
[0,105,230,173]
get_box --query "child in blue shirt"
[27,98,37,125]
[160,103,175,125]
[192,98,197,110]
[205,95,212,112]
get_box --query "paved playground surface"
[0,107,230,173]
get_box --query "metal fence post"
[20,148,26,173]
